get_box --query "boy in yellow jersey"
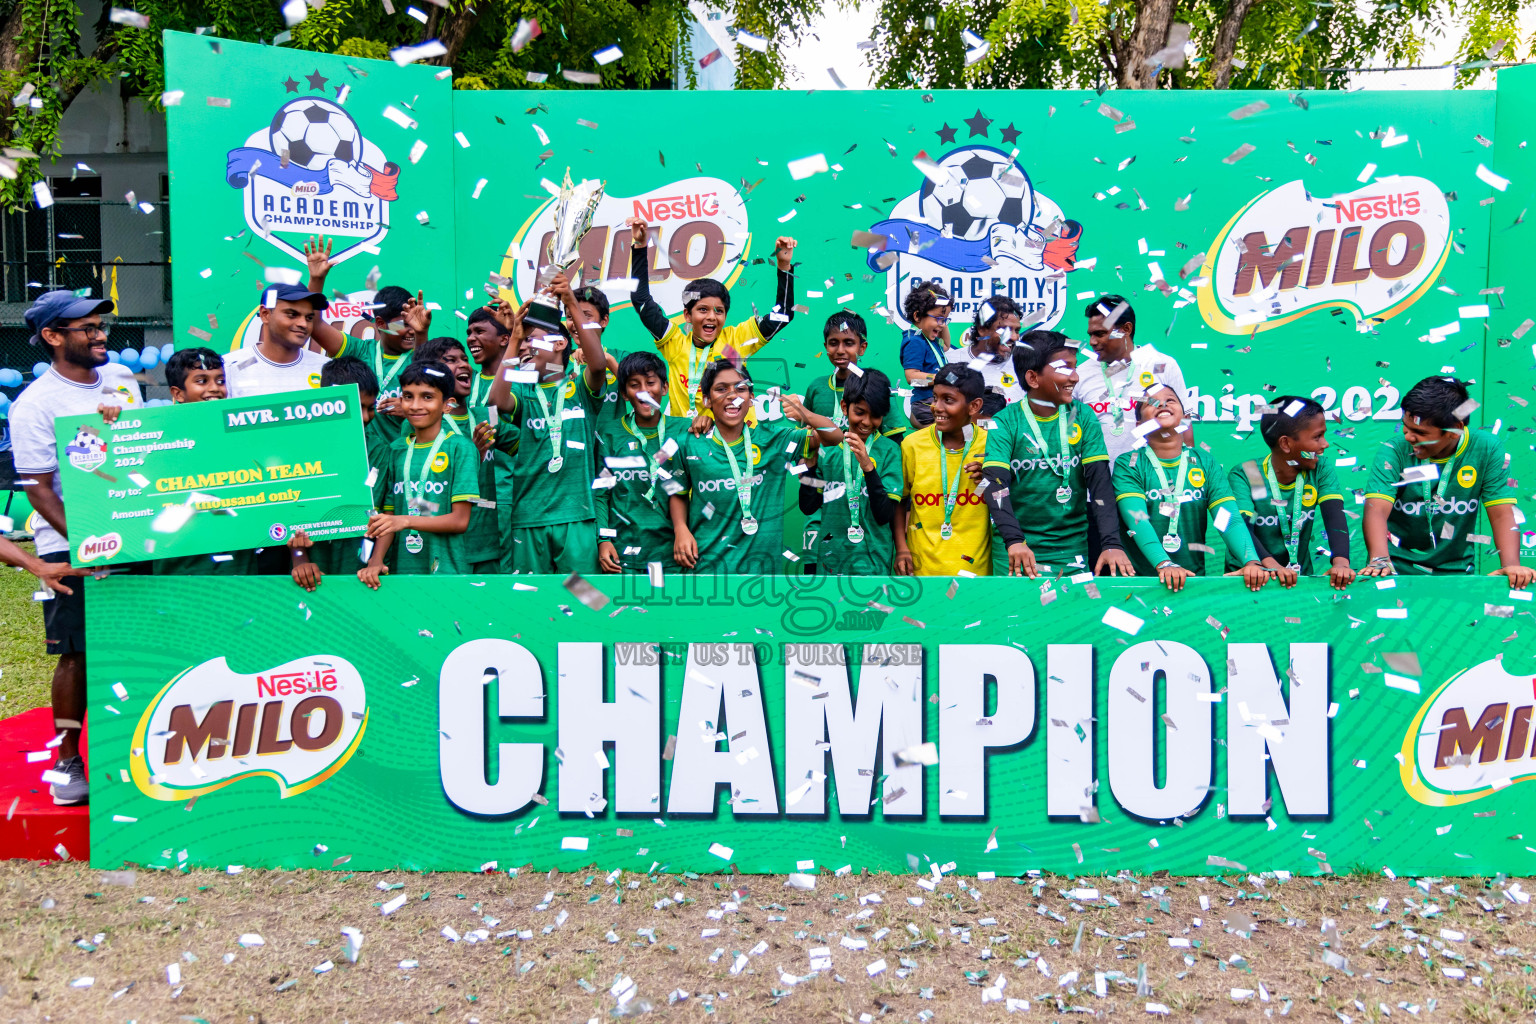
[895,365,990,576]
[625,218,797,416]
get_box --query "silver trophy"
[523,169,606,332]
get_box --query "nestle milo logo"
[1400,657,1536,806]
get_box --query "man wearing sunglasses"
[9,290,142,806]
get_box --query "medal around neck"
[523,170,606,332]
[740,516,759,536]
[404,531,424,554]
[847,525,865,544]
[1161,532,1181,552]
[547,455,564,473]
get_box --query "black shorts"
[41,550,86,655]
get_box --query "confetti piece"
[109,7,150,28]
[390,39,448,66]
[1476,163,1509,191]
[561,836,589,851]
[1102,606,1144,635]
[1222,144,1256,165]
[788,153,829,180]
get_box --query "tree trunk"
[1120,0,1177,88]
[0,2,34,78]
[424,3,478,67]
[1211,0,1256,88]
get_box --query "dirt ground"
[0,862,1531,1024]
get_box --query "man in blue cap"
[9,290,143,806]
[223,283,331,397]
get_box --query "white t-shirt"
[222,343,329,398]
[945,336,1025,407]
[10,363,144,556]
[1075,342,1190,462]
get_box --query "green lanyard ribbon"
[622,412,668,504]
[1021,402,1071,480]
[533,368,573,468]
[1263,457,1306,568]
[719,425,756,529]
[842,442,863,534]
[1098,360,1126,435]
[934,427,979,539]
[375,346,409,394]
[1149,448,1192,550]
[400,430,449,514]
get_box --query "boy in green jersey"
[979,330,1132,578]
[486,272,609,574]
[674,359,843,575]
[290,356,389,589]
[1227,395,1355,589]
[1112,385,1268,592]
[1361,375,1533,586]
[595,351,693,573]
[799,368,903,575]
[361,361,480,585]
[413,336,501,573]
[151,348,258,577]
[804,311,910,441]
[466,304,524,572]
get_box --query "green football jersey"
[982,398,1108,573]
[335,334,412,445]
[1365,428,1517,574]
[379,429,481,574]
[502,367,606,529]
[593,348,631,430]
[444,410,499,566]
[1226,453,1345,574]
[1112,445,1250,575]
[813,432,903,575]
[803,372,910,442]
[594,413,691,571]
[679,419,812,574]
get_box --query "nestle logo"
[1331,191,1421,223]
[631,193,720,221]
[256,668,340,698]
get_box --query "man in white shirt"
[1075,294,1193,463]
[1075,294,1194,566]
[11,290,144,806]
[222,283,331,397]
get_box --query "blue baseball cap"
[25,290,115,342]
[260,283,329,310]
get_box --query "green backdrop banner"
[87,575,1536,875]
[54,386,373,565]
[164,30,1536,573]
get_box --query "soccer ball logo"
[66,425,107,474]
[919,147,1034,241]
[269,98,360,170]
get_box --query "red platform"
[0,707,89,862]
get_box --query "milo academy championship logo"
[1400,656,1536,806]
[866,109,1084,330]
[225,68,401,267]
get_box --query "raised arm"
[779,393,843,446]
[755,236,798,341]
[627,220,671,341]
[303,236,348,357]
[553,273,606,393]
[485,299,527,416]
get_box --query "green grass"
[0,541,54,713]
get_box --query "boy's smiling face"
[465,321,508,368]
[437,346,473,398]
[400,380,445,429]
[707,366,751,427]
[916,304,949,340]
[1026,347,1079,405]
[842,398,883,440]
[174,365,226,403]
[623,371,667,417]
[1279,412,1329,469]
[1401,411,1459,459]
[930,383,978,434]
[1139,385,1184,431]
[688,297,727,347]
[823,328,866,373]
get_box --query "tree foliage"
[866,0,1531,92]
[0,0,821,208]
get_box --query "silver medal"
[940,523,954,540]
[547,456,564,473]
[404,531,424,554]
[1161,533,1181,553]
[740,516,759,536]
[847,525,865,544]
[1055,485,1071,504]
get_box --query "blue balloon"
[140,346,160,369]
[32,361,49,378]
[161,342,174,360]
[105,350,120,364]
[120,348,142,370]
[0,368,20,387]
[0,394,9,415]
